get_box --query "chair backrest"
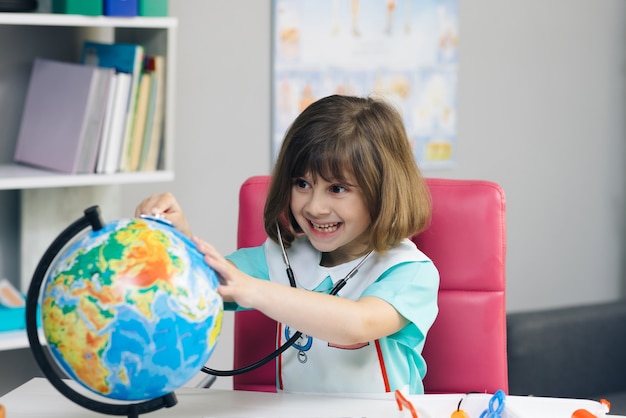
[233,175,508,394]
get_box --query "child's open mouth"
[310,221,340,233]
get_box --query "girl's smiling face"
[290,173,371,266]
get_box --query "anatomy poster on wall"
[272,0,458,169]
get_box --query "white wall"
[453,0,626,310]
[117,0,626,390]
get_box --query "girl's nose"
[304,190,331,217]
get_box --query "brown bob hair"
[264,94,431,253]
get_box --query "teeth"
[311,222,338,232]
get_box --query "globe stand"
[26,206,178,418]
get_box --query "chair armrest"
[507,301,626,399]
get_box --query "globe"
[39,216,223,402]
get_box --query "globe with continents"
[40,217,223,401]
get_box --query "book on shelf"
[117,54,167,172]
[13,58,113,174]
[119,45,146,173]
[95,72,133,174]
[81,40,144,76]
[139,55,166,172]
[126,70,152,171]
[95,73,119,174]
[81,41,145,173]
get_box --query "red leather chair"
[233,175,508,394]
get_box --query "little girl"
[136,94,439,394]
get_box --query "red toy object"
[395,390,418,418]
[571,409,596,418]
[572,399,610,418]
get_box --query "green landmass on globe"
[41,218,223,401]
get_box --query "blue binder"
[104,0,138,16]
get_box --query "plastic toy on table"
[479,390,506,417]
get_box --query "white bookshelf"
[0,12,178,186]
[0,12,178,351]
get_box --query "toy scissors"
[479,390,506,418]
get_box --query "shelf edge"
[0,12,177,28]
[0,166,174,190]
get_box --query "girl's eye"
[295,178,311,189]
[330,185,347,194]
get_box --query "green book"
[52,0,103,15]
[139,0,167,16]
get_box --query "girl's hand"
[135,192,192,237]
[192,236,259,306]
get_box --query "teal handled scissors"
[479,390,506,418]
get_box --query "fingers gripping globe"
[26,206,223,416]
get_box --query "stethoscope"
[201,224,373,377]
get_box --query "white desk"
[0,378,623,418]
